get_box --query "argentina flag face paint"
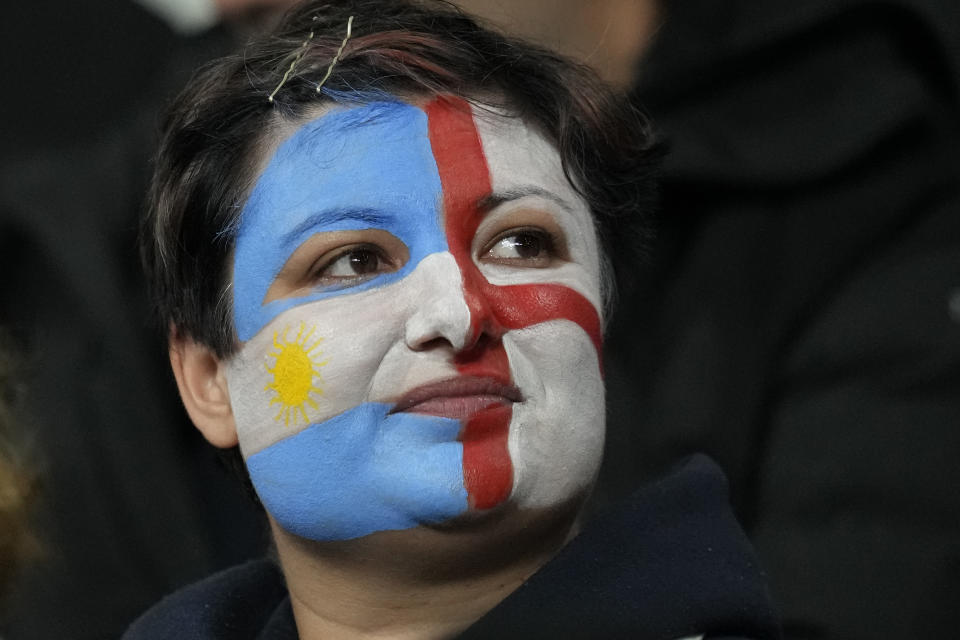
[225,97,605,542]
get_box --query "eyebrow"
[279,208,393,245]
[475,186,573,214]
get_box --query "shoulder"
[122,559,290,640]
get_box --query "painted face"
[226,98,605,542]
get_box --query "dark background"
[1,0,958,638]
[0,2,268,638]
[602,0,960,637]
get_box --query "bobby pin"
[267,15,355,103]
[316,15,354,93]
[268,16,320,103]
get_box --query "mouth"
[389,376,523,420]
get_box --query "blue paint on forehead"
[246,403,469,540]
[232,101,447,341]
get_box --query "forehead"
[247,99,580,226]
[246,101,441,239]
[232,99,595,341]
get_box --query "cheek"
[226,290,405,457]
[504,321,605,508]
[224,284,473,542]
[246,405,469,541]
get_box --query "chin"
[274,488,592,580]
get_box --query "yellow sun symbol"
[265,322,329,426]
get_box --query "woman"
[128,1,777,637]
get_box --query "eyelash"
[303,224,562,288]
[309,244,393,282]
[480,227,561,266]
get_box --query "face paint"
[226,98,605,542]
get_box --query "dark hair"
[144,0,659,357]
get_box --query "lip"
[389,376,523,420]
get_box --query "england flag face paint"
[225,98,605,542]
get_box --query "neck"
[272,503,580,639]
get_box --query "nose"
[404,252,474,352]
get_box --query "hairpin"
[268,16,319,103]
[267,15,355,103]
[316,15,354,93]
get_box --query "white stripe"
[503,319,605,508]
[226,252,465,456]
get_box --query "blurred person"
[0,332,39,599]
[136,0,302,34]
[452,0,660,89]
[596,0,960,638]
[0,0,301,158]
[0,1,294,638]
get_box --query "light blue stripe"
[232,101,447,341]
[246,403,469,541]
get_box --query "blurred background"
[1,1,958,638]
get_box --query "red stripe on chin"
[454,338,514,509]
[461,404,514,509]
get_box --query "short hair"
[144,0,659,357]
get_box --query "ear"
[169,334,239,449]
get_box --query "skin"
[453,0,662,88]
[171,96,606,638]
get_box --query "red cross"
[425,97,603,510]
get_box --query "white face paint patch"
[227,251,466,455]
[503,321,605,508]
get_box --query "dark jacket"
[601,0,960,637]
[125,456,779,640]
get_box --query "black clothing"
[602,0,960,638]
[125,456,779,640]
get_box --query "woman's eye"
[313,246,391,282]
[481,229,556,267]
